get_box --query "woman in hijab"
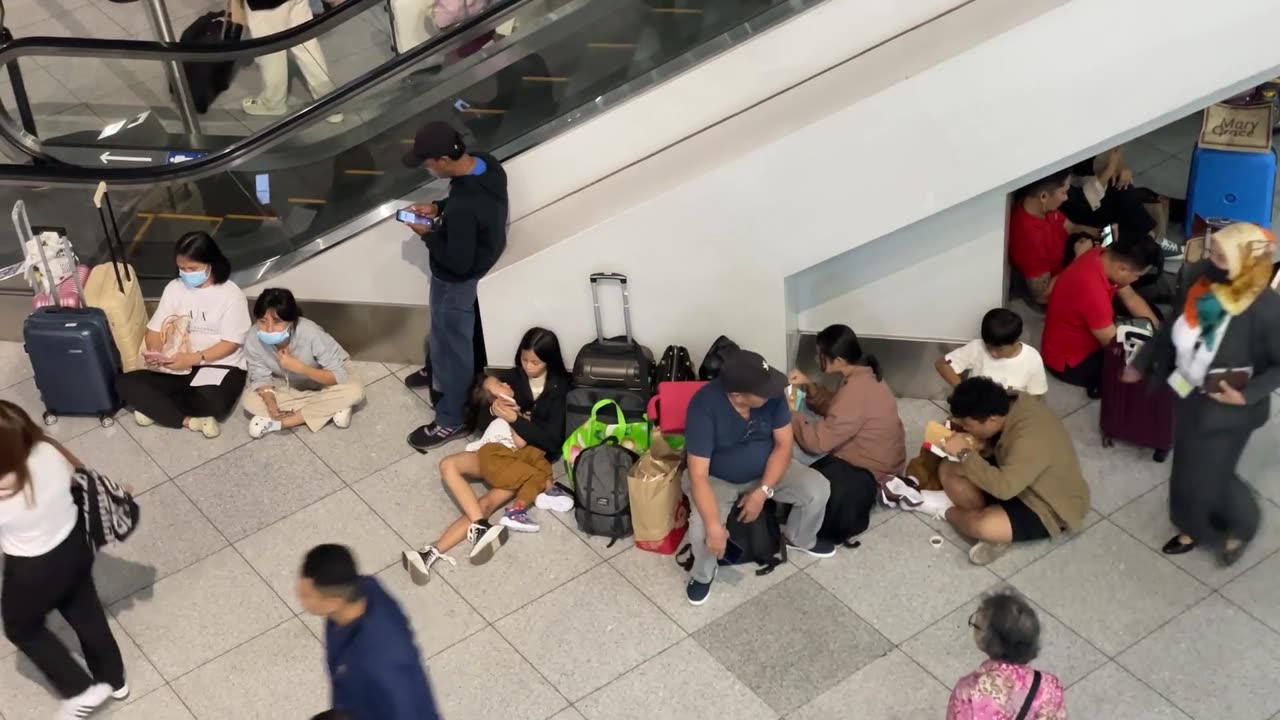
[1125,222,1280,566]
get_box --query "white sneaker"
[110,681,129,700]
[242,97,287,116]
[902,489,954,520]
[57,682,111,719]
[401,545,454,586]
[535,488,574,513]
[333,408,352,429]
[883,476,924,508]
[248,415,282,439]
[1157,236,1185,261]
[186,416,220,439]
[133,411,154,427]
[968,541,1010,566]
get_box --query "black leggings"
[1048,350,1105,394]
[809,455,879,542]
[117,366,247,428]
[2,524,124,698]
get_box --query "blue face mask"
[179,268,208,288]
[257,328,290,346]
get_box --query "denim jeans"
[427,274,479,428]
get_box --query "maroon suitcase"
[1099,340,1174,462]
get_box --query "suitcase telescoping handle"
[93,181,131,293]
[588,272,634,345]
[12,200,84,308]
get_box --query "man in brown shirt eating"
[901,377,1090,566]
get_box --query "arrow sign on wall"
[99,151,151,164]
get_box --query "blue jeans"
[427,275,478,428]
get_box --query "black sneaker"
[407,423,467,453]
[403,367,432,389]
[786,537,837,558]
[686,568,715,606]
[466,520,508,562]
[401,545,455,586]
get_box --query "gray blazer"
[1132,261,1280,432]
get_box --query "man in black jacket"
[401,122,509,451]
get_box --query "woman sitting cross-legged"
[401,327,570,585]
[116,232,251,439]
[241,288,365,439]
[948,589,1067,719]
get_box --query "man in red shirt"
[1041,239,1159,396]
[1009,170,1096,304]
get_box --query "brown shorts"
[476,443,552,507]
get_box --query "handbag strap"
[1014,671,1042,720]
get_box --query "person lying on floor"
[787,324,905,541]
[242,288,365,438]
[401,327,571,585]
[898,378,1090,566]
[117,232,251,439]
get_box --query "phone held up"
[397,209,436,228]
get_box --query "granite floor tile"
[123,403,254,477]
[1221,550,1280,634]
[1061,402,1172,515]
[1118,595,1280,720]
[65,424,170,495]
[576,638,775,720]
[695,574,892,715]
[1068,663,1192,720]
[788,649,949,720]
[496,564,685,702]
[102,686,197,719]
[429,628,568,720]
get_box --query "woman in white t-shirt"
[116,232,252,439]
[0,401,127,718]
[936,308,1049,396]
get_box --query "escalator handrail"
[0,0,529,183]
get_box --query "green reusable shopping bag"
[562,398,651,486]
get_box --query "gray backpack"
[573,440,637,545]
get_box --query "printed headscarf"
[1183,223,1276,349]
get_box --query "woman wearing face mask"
[1126,222,1280,566]
[116,232,251,438]
[241,288,365,438]
[0,400,128,719]
[787,324,907,542]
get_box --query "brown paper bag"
[627,433,688,555]
[1199,103,1274,153]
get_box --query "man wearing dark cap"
[399,121,509,451]
[681,348,836,605]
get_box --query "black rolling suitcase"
[566,273,654,434]
[176,11,243,114]
[13,201,122,427]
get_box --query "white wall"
[476,0,1280,368]
[789,190,1008,342]
[256,0,972,303]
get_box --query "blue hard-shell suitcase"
[13,200,121,427]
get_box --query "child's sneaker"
[499,504,540,533]
[535,487,574,513]
[401,545,454,586]
[333,408,352,429]
[248,415,283,439]
[466,519,508,561]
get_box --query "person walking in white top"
[0,400,127,719]
[242,0,343,122]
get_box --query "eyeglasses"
[968,612,981,631]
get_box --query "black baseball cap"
[401,121,465,168]
[720,349,787,398]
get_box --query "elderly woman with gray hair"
[947,590,1067,720]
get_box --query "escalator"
[0,0,813,297]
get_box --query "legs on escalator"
[243,0,343,123]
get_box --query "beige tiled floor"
[0,335,1279,719]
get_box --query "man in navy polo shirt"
[681,349,835,605]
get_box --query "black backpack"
[698,336,739,381]
[655,345,697,383]
[573,440,637,544]
[676,499,787,576]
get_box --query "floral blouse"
[947,660,1067,720]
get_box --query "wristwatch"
[758,484,775,499]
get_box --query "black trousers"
[1169,394,1261,551]
[1048,349,1105,394]
[1062,184,1158,240]
[1,524,124,698]
[809,455,879,542]
[116,366,247,428]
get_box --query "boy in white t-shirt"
[935,308,1048,396]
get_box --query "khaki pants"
[245,0,335,109]
[242,376,364,432]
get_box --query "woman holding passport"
[1126,222,1280,566]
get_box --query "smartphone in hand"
[142,350,166,364]
[397,209,435,228]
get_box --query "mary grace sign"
[1199,102,1274,153]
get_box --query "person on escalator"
[400,121,510,452]
[243,0,343,123]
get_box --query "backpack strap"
[1013,671,1042,720]
[674,544,693,572]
